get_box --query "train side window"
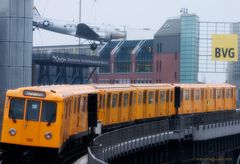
[118,93,122,108]
[205,90,208,99]
[170,91,173,102]
[148,91,154,104]
[201,89,204,100]
[123,93,129,107]
[180,90,183,102]
[160,91,165,103]
[222,89,225,99]
[112,94,118,108]
[213,89,216,99]
[98,95,102,109]
[129,92,133,106]
[133,93,137,105]
[191,90,194,100]
[184,90,190,100]
[107,93,111,108]
[82,97,87,112]
[155,91,159,103]
[102,94,106,109]
[84,97,87,112]
[195,90,200,100]
[65,101,68,119]
[226,89,230,98]
[9,98,25,120]
[74,97,77,114]
[68,99,71,117]
[216,89,221,99]
[230,88,233,98]
[143,91,147,104]
[138,92,142,104]
[78,97,81,113]
[166,90,169,102]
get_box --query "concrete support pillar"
[0,0,33,120]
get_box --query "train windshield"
[9,98,25,120]
[41,101,57,123]
[8,98,57,123]
[26,100,40,121]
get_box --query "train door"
[136,91,143,120]
[83,96,88,131]
[182,89,190,114]
[108,92,119,124]
[128,91,136,121]
[169,89,175,116]
[146,91,155,118]
[204,89,208,112]
[118,92,122,122]
[159,90,166,116]
[155,90,159,117]
[79,96,88,132]
[105,93,111,124]
[165,90,170,116]
[130,91,137,120]
[143,90,148,118]
[72,97,78,134]
[101,93,107,125]
[21,99,41,146]
[222,87,226,110]
[216,88,223,110]
[77,96,81,132]
[213,88,216,111]
[120,92,129,122]
[88,94,97,129]
[208,89,214,112]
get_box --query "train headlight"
[45,132,52,140]
[9,128,16,136]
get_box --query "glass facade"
[136,40,153,72]
[99,41,119,73]
[180,15,199,83]
[114,40,140,73]
[227,23,240,107]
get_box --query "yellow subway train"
[0,83,236,161]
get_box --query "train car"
[174,84,236,114]
[0,83,237,162]
[0,85,98,162]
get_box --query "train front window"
[9,98,25,120]
[41,101,57,123]
[26,100,40,121]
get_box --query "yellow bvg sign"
[212,34,238,61]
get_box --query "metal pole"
[79,0,82,45]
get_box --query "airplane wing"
[76,23,100,40]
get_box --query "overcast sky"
[33,0,240,46]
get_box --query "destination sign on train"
[23,90,46,98]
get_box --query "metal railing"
[88,110,240,164]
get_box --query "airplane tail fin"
[33,6,42,20]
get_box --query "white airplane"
[33,6,126,50]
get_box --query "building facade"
[95,18,182,84]
[180,14,199,83]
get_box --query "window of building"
[157,43,162,53]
